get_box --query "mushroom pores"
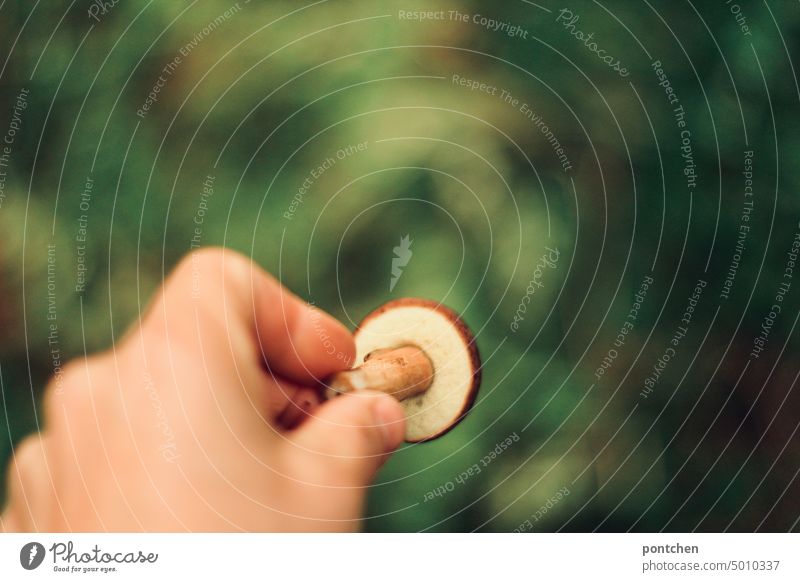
[354,298,481,442]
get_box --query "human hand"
[1,248,405,531]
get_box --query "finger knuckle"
[160,248,255,323]
[175,247,250,290]
[42,354,110,424]
[5,433,46,498]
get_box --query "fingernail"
[372,396,406,452]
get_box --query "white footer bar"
[1,533,796,581]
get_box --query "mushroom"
[325,298,481,442]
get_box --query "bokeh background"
[1,0,799,531]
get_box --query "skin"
[0,248,406,532]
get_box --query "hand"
[1,248,405,531]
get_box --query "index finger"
[150,247,355,385]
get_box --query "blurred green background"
[1,0,799,531]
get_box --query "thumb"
[286,392,406,488]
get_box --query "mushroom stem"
[324,345,434,401]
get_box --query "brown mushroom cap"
[354,298,481,442]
